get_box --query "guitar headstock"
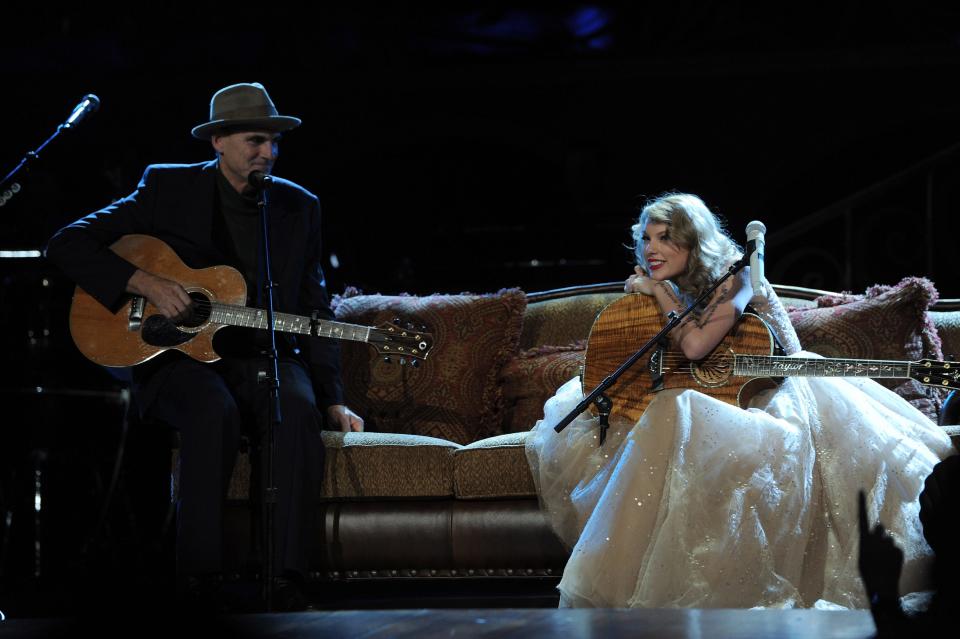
[911,359,960,391]
[367,321,433,364]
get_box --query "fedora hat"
[191,82,301,140]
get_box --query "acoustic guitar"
[582,294,959,422]
[69,234,433,367]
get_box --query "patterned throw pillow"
[787,277,945,421]
[499,341,586,433]
[334,289,526,444]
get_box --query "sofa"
[218,278,960,587]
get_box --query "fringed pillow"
[334,289,526,444]
[787,277,946,421]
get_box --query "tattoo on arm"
[658,282,699,334]
[695,300,718,328]
[658,281,682,308]
[694,284,729,329]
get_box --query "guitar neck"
[733,355,913,380]
[209,302,371,343]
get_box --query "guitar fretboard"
[208,302,371,343]
[734,355,912,379]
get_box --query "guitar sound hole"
[692,353,733,387]
[178,292,212,328]
[141,291,212,347]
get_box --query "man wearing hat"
[46,82,363,610]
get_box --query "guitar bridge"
[128,296,145,331]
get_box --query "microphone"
[248,170,273,190]
[745,220,766,303]
[62,94,100,129]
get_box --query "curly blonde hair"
[631,193,742,302]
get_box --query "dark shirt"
[214,169,260,302]
[211,168,288,358]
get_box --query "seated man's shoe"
[272,572,309,612]
[176,573,226,613]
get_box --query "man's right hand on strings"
[127,268,194,321]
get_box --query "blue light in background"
[459,9,544,42]
[449,6,613,55]
[567,5,613,50]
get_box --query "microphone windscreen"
[248,170,271,190]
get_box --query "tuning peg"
[393,316,401,325]
[399,358,407,366]
[383,356,391,364]
[410,360,419,369]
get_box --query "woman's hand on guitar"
[126,268,194,321]
[625,265,656,295]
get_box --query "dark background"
[2,1,960,617]
[5,4,960,297]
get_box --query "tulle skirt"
[526,364,954,609]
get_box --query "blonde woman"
[526,193,953,610]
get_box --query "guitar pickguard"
[138,291,212,347]
[141,315,196,348]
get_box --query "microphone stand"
[250,177,282,612]
[1,95,99,208]
[1,127,64,208]
[553,249,753,444]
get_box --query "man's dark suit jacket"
[45,159,343,408]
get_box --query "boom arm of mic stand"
[553,255,750,437]
[1,116,82,203]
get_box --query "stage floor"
[2,608,878,638]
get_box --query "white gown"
[526,288,954,609]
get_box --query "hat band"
[211,104,280,121]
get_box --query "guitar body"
[582,294,780,422]
[69,234,247,367]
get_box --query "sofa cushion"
[453,432,537,499]
[520,292,621,349]
[931,309,960,363]
[334,289,526,444]
[942,425,960,451]
[500,342,586,433]
[787,277,946,421]
[320,431,460,499]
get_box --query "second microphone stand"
[1,94,99,208]
[250,177,283,612]
[553,250,753,443]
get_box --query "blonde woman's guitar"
[582,294,958,422]
[69,234,433,367]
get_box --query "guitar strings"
[650,352,909,363]
[596,352,917,375]
[149,298,334,321]
[157,298,418,332]
[156,298,315,321]
[155,298,391,336]
[173,299,254,313]
[653,354,912,368]
[628,358,917,378]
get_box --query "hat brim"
[191,115,302,140]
